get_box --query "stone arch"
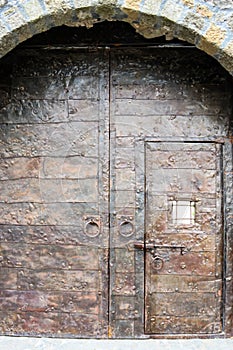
[0,0,232,74]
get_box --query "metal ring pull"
[84,217,101,237]
[152,256,164,271]
[119,220,134,237]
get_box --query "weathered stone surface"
[21,0,45,22]
[183,12,206,32]
[198,23,227,56]
[160,0,185,22]
[196,5,213,18]
[182,0,194,7]
[218,39,233,73]
[0,337,232,350]
[1,6,26,31]
[140,0,162,15]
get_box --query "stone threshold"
[0,337,233,350]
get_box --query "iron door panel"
[0,45,231,339]
[109,48,229,338]
[145,142,223,334]
[0,49,110,337]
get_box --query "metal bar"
[144,137,226,143]
[134,241,185,250]
[17,44,196,50]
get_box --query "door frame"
[127,135,232,338]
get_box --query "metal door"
[0,46,230,338]
[144,142,223,334]
[109,48,228,338]
[0,49,110,337]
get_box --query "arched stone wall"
[0,0,232,340]
[0,0,232,73]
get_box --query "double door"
[0,47,225,337]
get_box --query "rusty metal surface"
[110,48,232,338]
[0,49,110,338]
[144,142,222,334]
[0,44,232,338]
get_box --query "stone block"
[208,0,233,10]
[174,23,197,44]
[0,5,34,44]
[21,0,45,22]
[123,0,141,11]
[160,0,185,22]
[0,19,17,57]
[198,23,227,56]
[140,0,162,16]
[183,11,206,32]
[72,0,96,7]
[218,40,233,74]
[215,11,233,31]
[196,5,213,18]
[1,6,27,31]
[43,0,75,26]
[44,0,73,13]
[182,0,194,8]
